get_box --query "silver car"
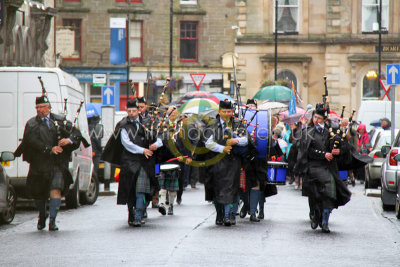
[365,129,398,189]
[0,152,16,224]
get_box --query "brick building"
[0,0,56,67]
[235,0,400,113]
[56,0,236,110]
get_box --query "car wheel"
[79,172,99,205]
[396,185,400,219]
[382,186,395,211]
[0,185,16,224]
[65,172,79,209]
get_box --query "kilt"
[50,167,64,191]
[136,167,151,194]
[159,168,180,191]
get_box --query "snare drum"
[159,163,181,191]
[266,161,288,185]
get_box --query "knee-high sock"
[250,189,260,216]
[159,189,167,206]
[168,191,176,206]
[35,200,46,217]
[322,208,332,226]
[49,198,61,219]
[135,193,145,219]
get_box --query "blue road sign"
[386,64,400,85]
[102,86,115,105]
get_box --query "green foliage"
[261,79,292,88]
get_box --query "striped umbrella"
[178,98,219,114]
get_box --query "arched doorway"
[362,70,386,99]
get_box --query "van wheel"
[0,185,16,224]
[381,186,395,211]
[65,174,79,209]
[79,172,99,205]
[396,186,400,219]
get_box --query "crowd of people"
[18,92,376,233]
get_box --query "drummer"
[157,107,192,216]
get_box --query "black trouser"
[353,167,365,181]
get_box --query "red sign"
[379,78,392,101]
[190,73,206,91]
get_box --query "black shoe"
[215,219,223,226]
[311,215,319,230]
[37,213,48,230]
[128,209,135,226]
[289,176,295,185]
[321,224,330,233]
[230,214,236,225]
[250,215,260,222]
[158,205,166,216]
[133,219,141,227]
[240,205,248,218]
[143,209,148,219]
[223,217,232,226]
[49,218,58,231]
[351,178,355,187]
[176,197,182,205]
[168,205,174,215]
[258,210,264,220]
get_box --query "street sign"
[190,73,206,91]
[93,74,107,87]
[102,86,115,105]
[379,78,391,101]
[386,64,400,85]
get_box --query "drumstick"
[167,156,189,162]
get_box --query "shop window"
[362,70,386,99]
[90,84,102,103]
[180,21,198,62]
[119,82,139,111]
[362,0,389,33]
[62,19,82,60]
[129,21,143,62]
[273,0,299,34]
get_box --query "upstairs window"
[362,0,389,33]
[180,0,197,5]
[180,21,198,62]
[273,0,299,34]
[129,21,143,62]
[62,19,82,60]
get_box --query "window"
[180,21,198,62]
[129,21,143,62]
[273,0,299,33]
[362,70,386,99]
[180,0,197,5]
[362,0,389,32]
[277,70,297,90]
[62,19,82,60]
[116,0,142,3]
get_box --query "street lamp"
[274,0,278,81]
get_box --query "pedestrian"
[101,99,161,227]
[297,104,351,233]
[204,100,248,226]
[15,95,85,231]
[354,123,370,184]
[380,118,391,130]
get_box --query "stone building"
[0,0,56,67]
[56,0,236,110]
[235,0,400,113]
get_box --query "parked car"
[0,151,16,224]
[379,130,400,212]
[365,129,399,189]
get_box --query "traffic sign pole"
[386,64,400,143]
[391,85,395,143]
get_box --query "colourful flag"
[289,81,297,115]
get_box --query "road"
[1,182,400,267]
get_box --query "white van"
[0,67,98,208]
[357,100,400,132]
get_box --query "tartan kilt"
[159,168,180,191]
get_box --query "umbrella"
[253,85,292,102]
[281,112,312,125]
[178,91,220,105]
[258,101,288,114]
[177,98,219,114]
[86,103,102,118]
[212,93,235,102]
[279,106,306,116]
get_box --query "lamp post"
[169,0,173,101]
[126,1,130,99]
[377,0,382,95]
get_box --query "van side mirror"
[94,124,104,139]
[381,145,391,156]
[375,151,384,158]
[1,151,15,162]
[394,154,400,162]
